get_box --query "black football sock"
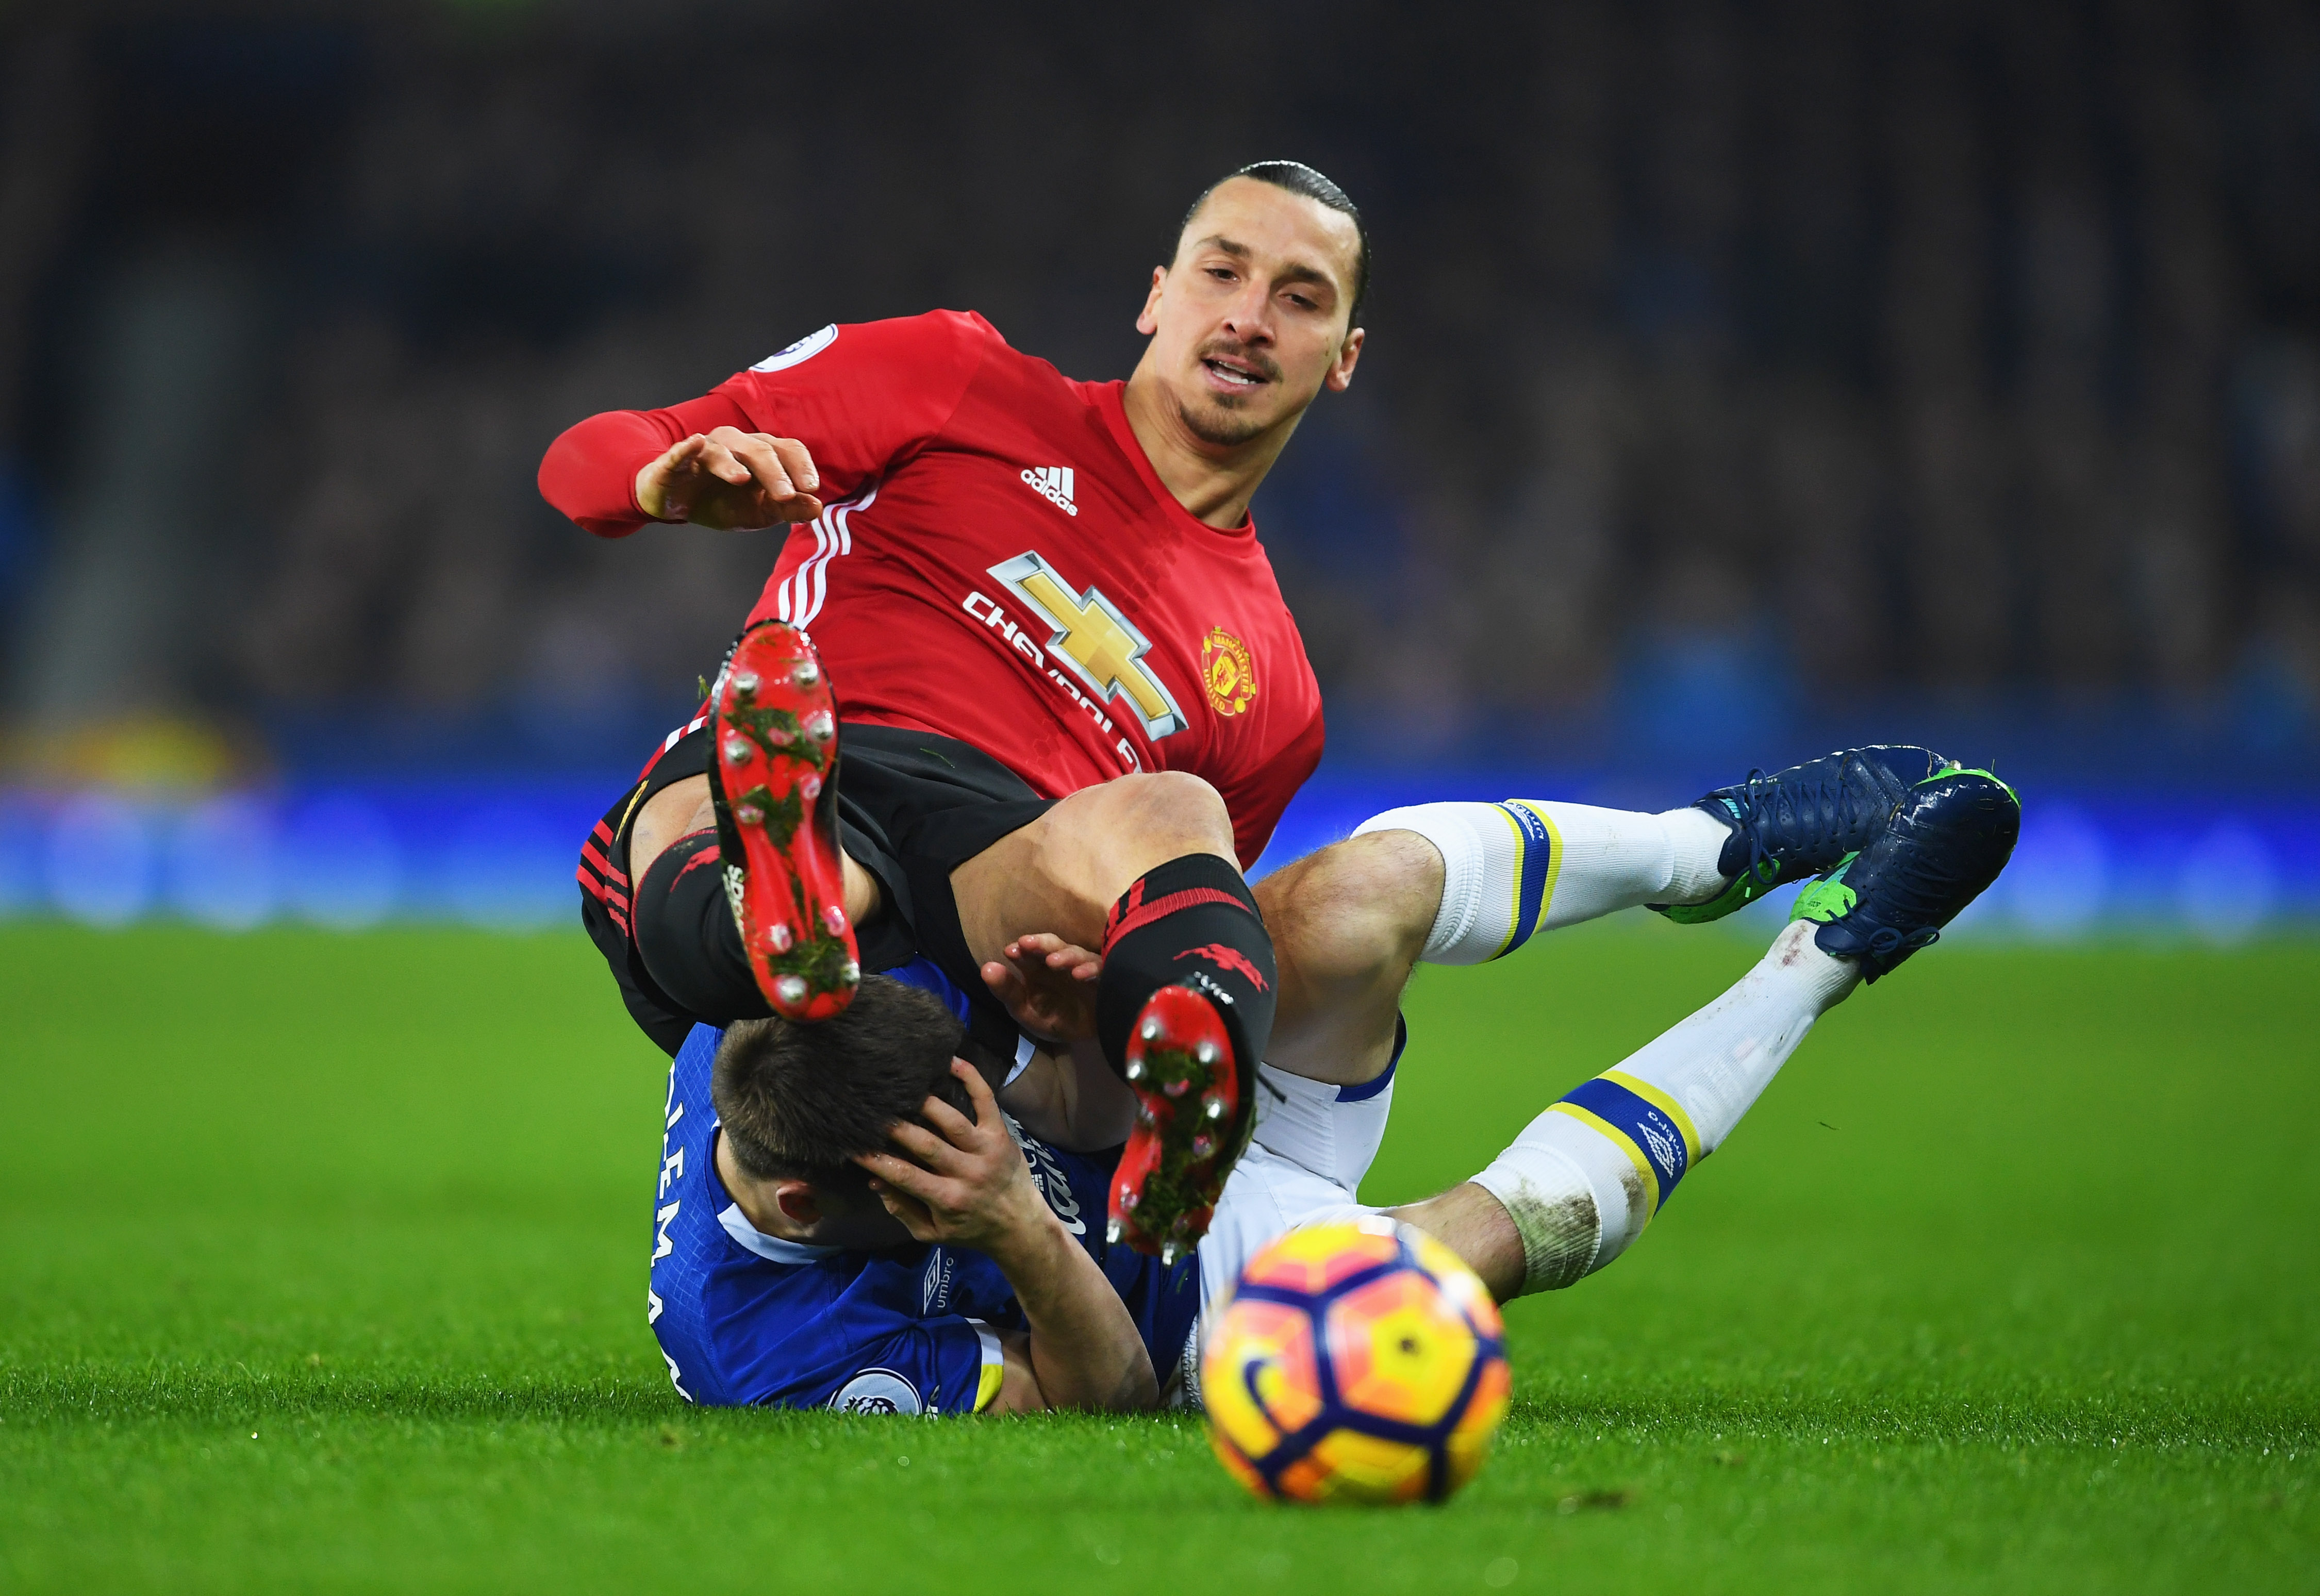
[1095,853,1277,1080]
[633,829,773,1024]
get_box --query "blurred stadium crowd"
[0,0,2316,932]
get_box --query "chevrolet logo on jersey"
[988,552,1188,739]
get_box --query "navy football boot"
[1789,766,2021,982]
[1654,744,1951,924]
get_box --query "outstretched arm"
[539,312,992,538]
[538,392,824,536]
[857,1061,1154,1414]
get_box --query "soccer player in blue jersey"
[645,756,2019,1412]
[649,961,1188,1412]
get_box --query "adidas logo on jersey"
[1020,466,1079,517]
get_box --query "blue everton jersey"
[646,966,1200,1414]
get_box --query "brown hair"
[710,974,982,1193]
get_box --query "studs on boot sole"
[838,960,860,987]
[822,904,848,935]
[723,735,752,764]
[1139,1018,1162,1042]
[766,924,793,954]
[1123,1058,1146,1082]
[732,670,759,697]
[800,773,822,800]
[804,710,835,743]
[774,974,807,1007]
[792,660,820,688]
[1194,1041,1218,1067]
[735,804,763,825]
[1203,1096,1226,1119]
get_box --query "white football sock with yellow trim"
[1353,799,1732,962]
[1470,920,1859,1294]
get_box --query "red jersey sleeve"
[710,311,990,502]
[537,392,756,537]
[537,310,993,538]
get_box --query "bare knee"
[1258,829,1440,985]
[971,771,1238,944]
[1092,771,1234,863]
[1253,829,1436,1082]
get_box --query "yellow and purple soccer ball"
[1201,1217,1511,1505]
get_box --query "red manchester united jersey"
[540,311,1323,867]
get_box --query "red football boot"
[1107,984,1256,1264]
[708,620,859,1023]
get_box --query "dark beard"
[1174,391,1272,448]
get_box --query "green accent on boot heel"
[1790,855,1862,924]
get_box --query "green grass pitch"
[2,919,2314,1593]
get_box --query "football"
[1201,1217,1511,1504]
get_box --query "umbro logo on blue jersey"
[1020,465,1079,517]
[921,1249,956,1313]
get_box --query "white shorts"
[1170,1045,1400,1398]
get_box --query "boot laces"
[1863,924,1940,958]
[1727,755,1883,885]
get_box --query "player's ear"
[1327,326,1365,392]
[1136,265,1167,335]
[773,1180,824,1227]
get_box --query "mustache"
[1197,341,1282,383]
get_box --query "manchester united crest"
[1200,626,1257,717]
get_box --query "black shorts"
[578,720,1056,1056]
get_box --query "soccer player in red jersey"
[541,162,1358,862]
[543,163,1367,1255]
